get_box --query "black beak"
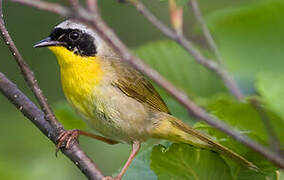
[33,37,65,48]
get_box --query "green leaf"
[150,143,232,180]
[199,94,284,146]
[196,95,279,179]
[53,101,87,130]
[134,40,226,98]
[199,95,268,144]
[255,73,284,121]
[206,0,284,94]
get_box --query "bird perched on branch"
[34,19,257,180]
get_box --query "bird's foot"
[102,176,120,180]
[56,129,80,155]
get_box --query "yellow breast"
[48,46,103,116]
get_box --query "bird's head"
[34,19,117,65]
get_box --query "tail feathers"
[151,114,258,171]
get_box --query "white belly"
[73,85,152,143]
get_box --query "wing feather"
[110,60,170,114]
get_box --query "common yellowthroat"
[34,19,257,180]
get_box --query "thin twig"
[189,0,224,65]
[189,0,282,153]
[9,0,284,169]
[250,98,283,153]
[0,72,104,180]
[131,1,244,101]
[69,0,80,14]
[70,0,80,8]
[86,0,98,13]
[10,0,70,15]
[1,1,105,179]
[0,0,63,132]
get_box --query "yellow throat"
[48,46,103,115]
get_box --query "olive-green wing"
[111,60,170,114]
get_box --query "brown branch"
[189,0,224,65]
[0,1,105,179]
[10,0,70,15]
[86,0,98,13]
[0,72,104,180]
[0,0,63,131]
[69,0,80,14]
[250,98,283,153]
[9,0,284,169]
[70,0,80,8]
[130,1,244,101]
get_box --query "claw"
[55,129,80,156]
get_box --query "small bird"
[34,19,257,180]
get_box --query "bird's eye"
[69,31,81,41]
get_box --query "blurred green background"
[1,0,284,179]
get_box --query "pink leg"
[103,141,141,180]
[117,141,141,179]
